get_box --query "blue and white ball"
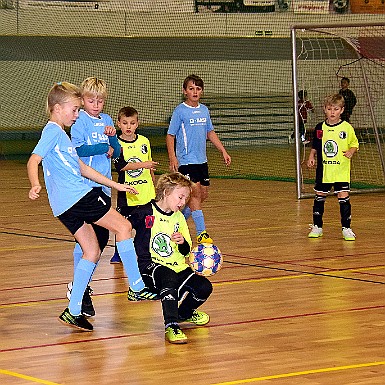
[189,243,223,277]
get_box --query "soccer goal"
[291,22,385,199]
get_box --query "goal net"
[1,7,296,184]
[291,22,385,199]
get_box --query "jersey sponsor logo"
[91,131,108,141]
[323,140,338,158]
[152,232,173,258]
[339,131,347,139]
[322,160,341,165]
[189,117,207,125]
[145,215,155,228]
[141,144,148,154]
[125,179,148,186]
[125,157,143,178]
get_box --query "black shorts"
[117,205,138,219]
[178,163,210,186]
[140,263,212,300]
[314,182,350,194]
[58,188,111,235]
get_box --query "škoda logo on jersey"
[152,233,173,258]
[323,140,338,158]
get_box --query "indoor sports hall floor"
[1,160,385,385]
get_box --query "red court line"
[0,276,126,293]
[1,261,384,305]
[1,303,384,353]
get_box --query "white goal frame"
[291,22,385,199]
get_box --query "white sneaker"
[308,225,323,238]
[342,227,356,241]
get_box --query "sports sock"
[68,258,96,316]
[191,210,206,236]
[72,243,99,284]
[116,238,145,292]
[339,196,351,228]
[313,195,326,228]
[181,206,192,220]
[73,242,83,272]
[160,287,179,326]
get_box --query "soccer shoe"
[165,325,188,344]
[127,287,160,301]
[308,225,323,238]
[110,251,122,264]
[342,227,356,241]
[67,282,95,317]
[59,308,93,331]
[180,310,210,326]
[196,230,213,244]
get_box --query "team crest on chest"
[152,233,173,257]
[126,157,143,178]
[141,144,148,154]
[145,215,155,228]
[323,140,338,158]
[339,131,347,139]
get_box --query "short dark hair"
[118,106,138,120]
[298,90,307,99]
[183,74,204,90]
[341,77,350,84]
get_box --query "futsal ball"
[189,243,223,277]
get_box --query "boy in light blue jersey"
[28,82,155,332]
[68,77,121,317]
[166,74,231,245]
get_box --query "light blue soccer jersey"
[70,110,115,197]
[32,121,92,217]
[167,102,214,165]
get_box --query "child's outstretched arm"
[79,159,138,194]
[207,131,231,166]
[27,154,43,200]
[166,134,179,172]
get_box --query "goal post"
[291,22,385,199]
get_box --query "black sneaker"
[59,308,93,331]
[127,287,160,301]
[67,282,95,317]
[82,286,95,317]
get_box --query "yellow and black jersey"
[114,134,155,208]
[128,201,192,273]
[312,120,359,183]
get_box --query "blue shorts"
[314,182,350,194]
[178,163,210,186]
[58,188,111,235]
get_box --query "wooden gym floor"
[1,159,385,385]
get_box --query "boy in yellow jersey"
[110,107,158,268]
[307,94,359,241]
